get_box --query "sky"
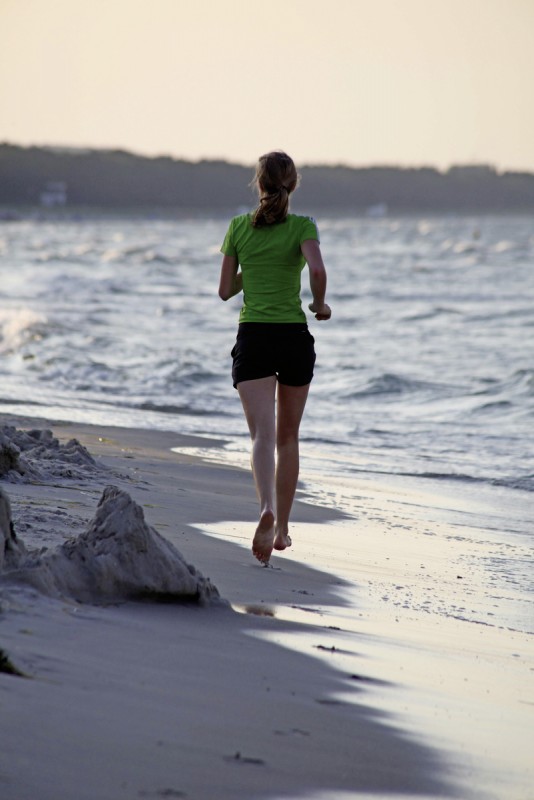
[1,0,533,171]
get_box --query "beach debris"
[243,604,275,617]
[315,698,346,706]
[1,485,222,606]
[0,425,101,482]
[274,728,311,737]
[223,751,265,766]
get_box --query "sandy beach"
[0,414,532,800]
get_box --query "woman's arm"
[218,255,243,301]
[301,239,332,320]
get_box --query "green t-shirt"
[220,213,319,323]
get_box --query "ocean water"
[1,212,533,629]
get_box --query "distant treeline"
[1,143,534,213]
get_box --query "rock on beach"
[1,484,221,606]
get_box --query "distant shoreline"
[2,143,534,213]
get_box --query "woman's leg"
[274,383,310,550]
[237,376,277,563]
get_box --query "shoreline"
[1,413,532,799]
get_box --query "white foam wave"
[0,309,48,354]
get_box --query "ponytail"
[251,152,299,228]
[252,185,290,227]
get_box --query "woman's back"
[221,212,319,322]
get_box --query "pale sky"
[1,0,533,171]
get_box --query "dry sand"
[0,414,532,800]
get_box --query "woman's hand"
[308,301,331,320]
[301,239,331,321]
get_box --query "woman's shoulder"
[229,211,253,227]
[287,213,320,240]
[287,213,319,227]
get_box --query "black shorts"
[231,323,316,388]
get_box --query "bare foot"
[252,509,275,564]
[273,531,292,551]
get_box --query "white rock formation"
[0,426,100,482]
[1,485,221,606]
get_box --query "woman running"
[219,151,331,564]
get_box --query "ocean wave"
[0,397,43,407]
[491,240,519,254]
[100,244,183,265]
[407,470,488,484]
[34,247,98,264]
[471,400,514,415]
[349,465,534,493]
[140,250,180,265]
[345,373,446,399]
[301,434,349,446]
[510,369,534,397]
[101,244,153,262]
[474,369,534,400]
[137,401,224,417]
[0,309,49,354]
[491,475,534,493]
[414,469,534,493]
[402,306,461,322]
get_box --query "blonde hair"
[251,151,299,227]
